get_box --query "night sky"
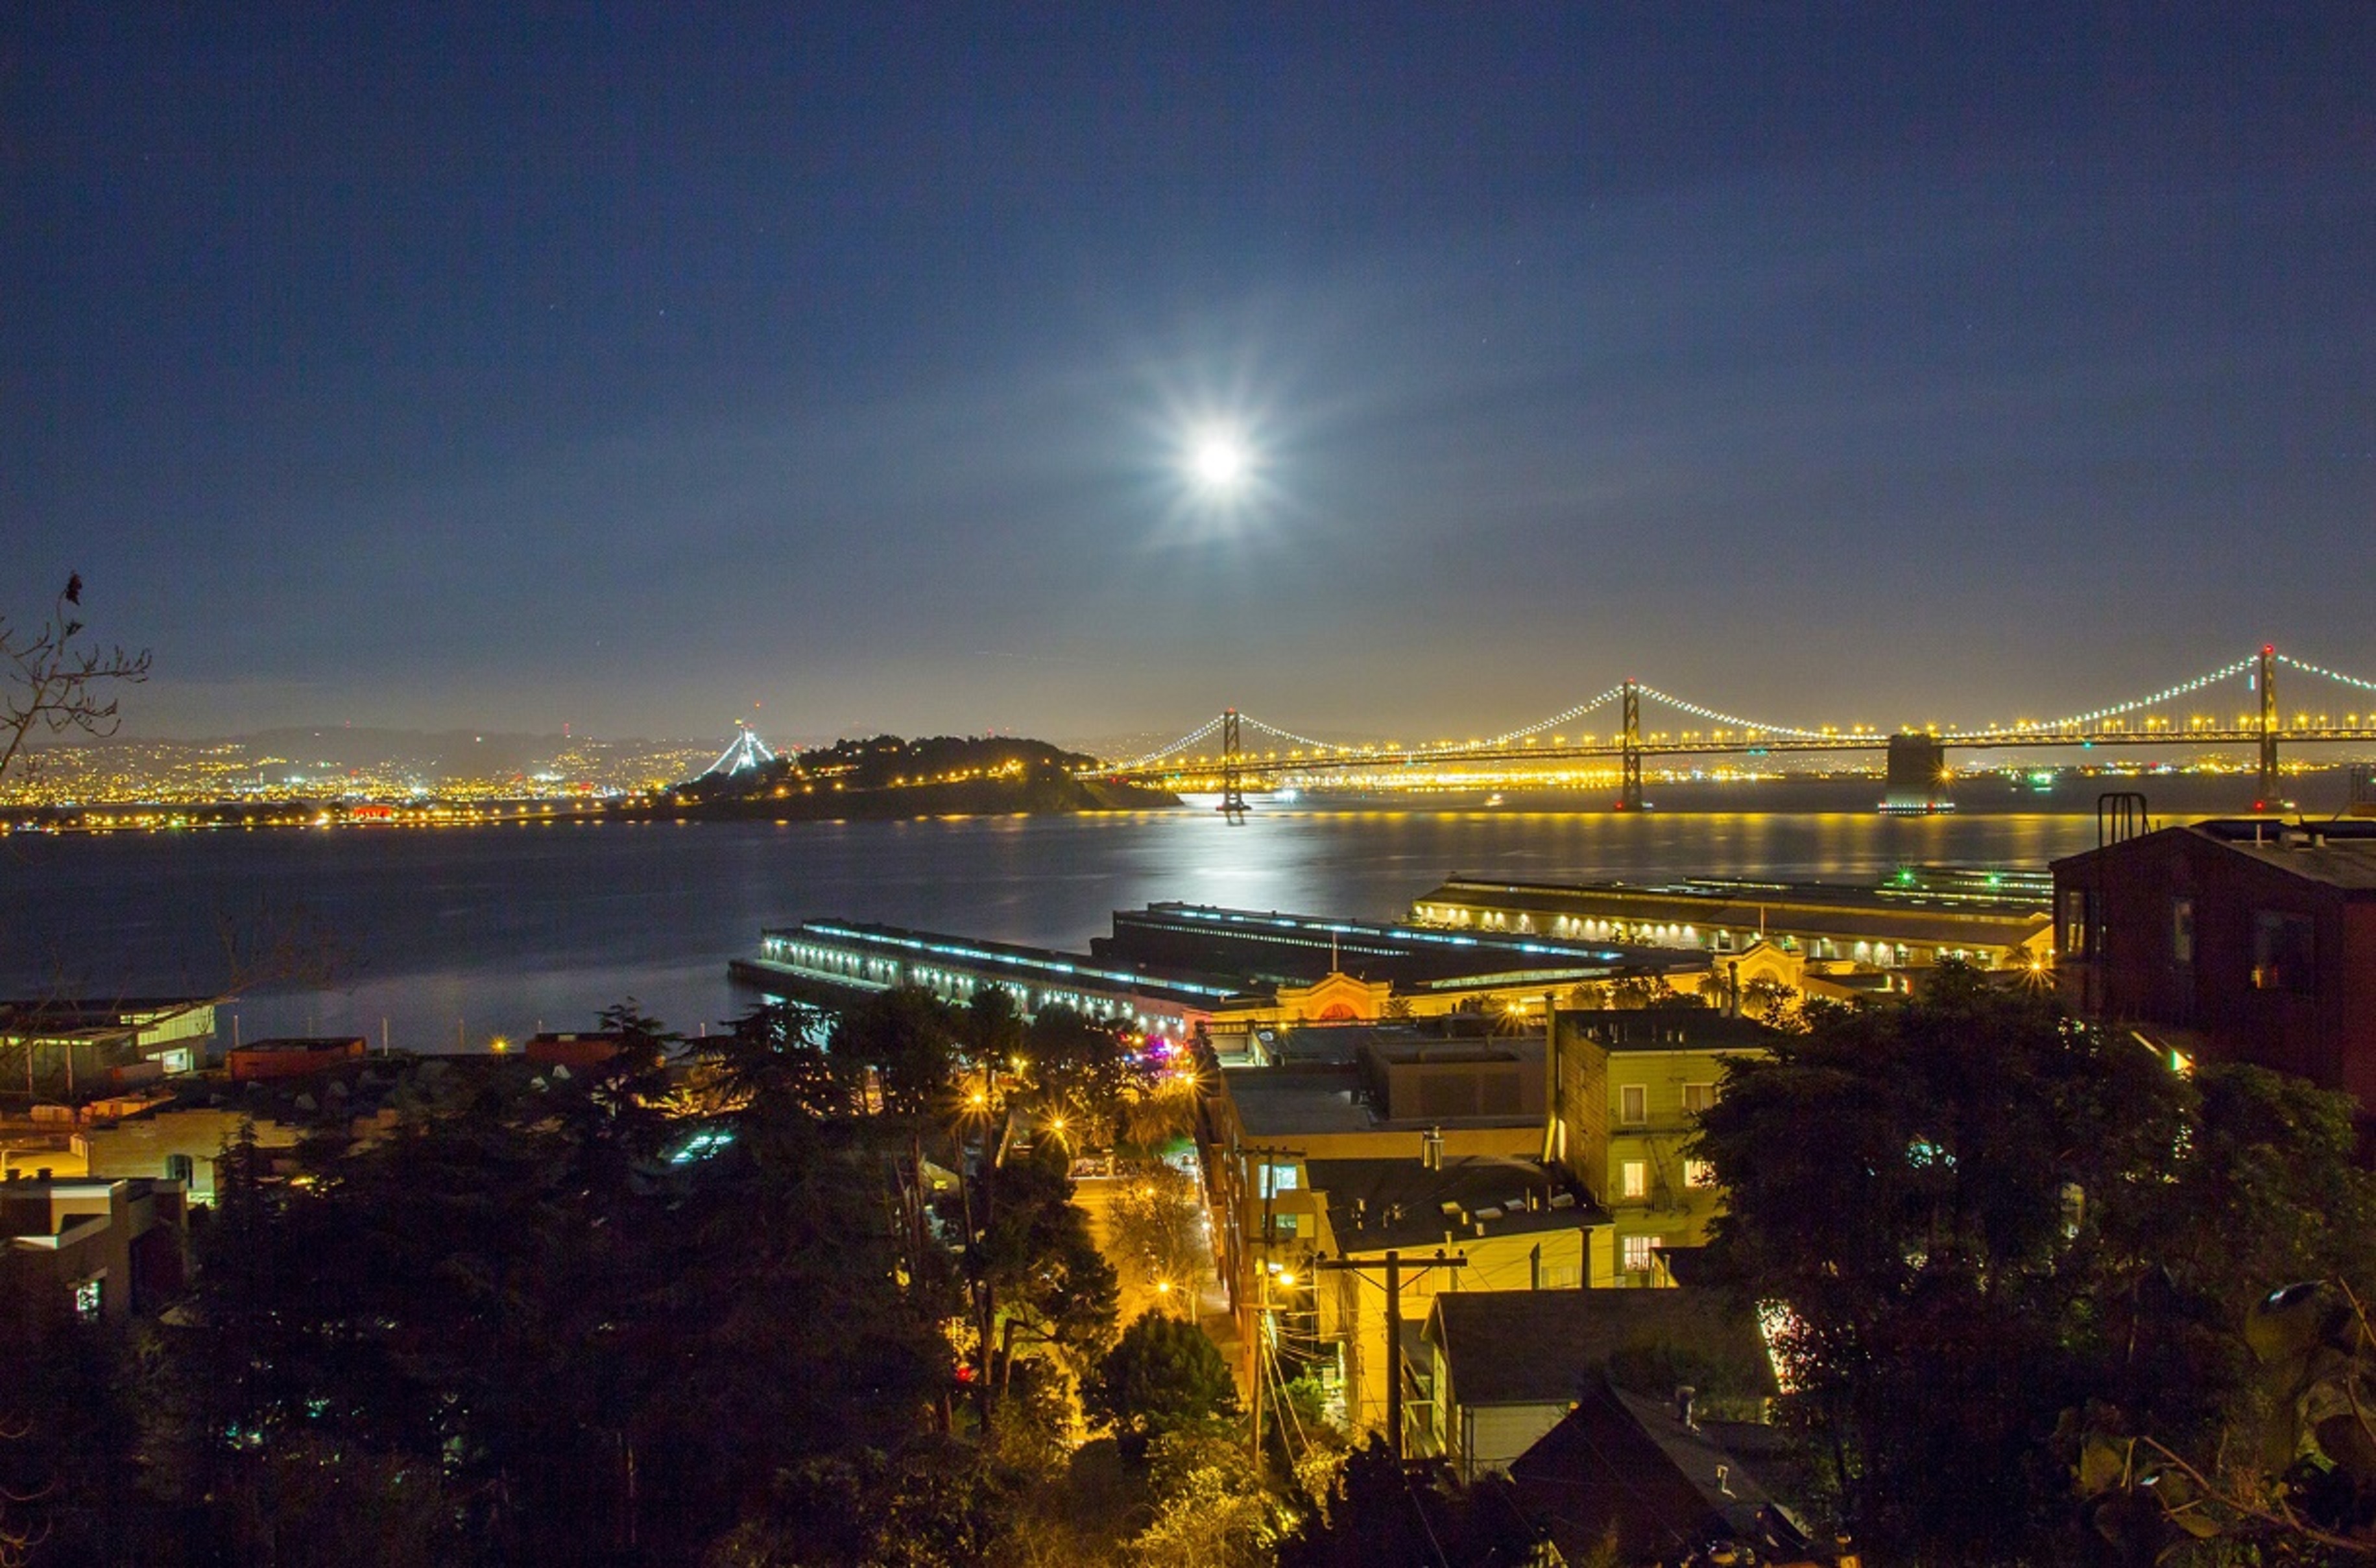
[6,4,2371,747]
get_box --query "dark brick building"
[2052,820,2376,1113]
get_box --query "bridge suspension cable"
[1461,684,1627,749]
[1110,645,2376,779]
[2275,652,2376,696]
[1634,685,1829,740]
[1110,713,1227,770]
[1239,715,1351,754]
[1993,656,2257,734]
[704,725,778,777]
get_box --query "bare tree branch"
[0,574,152,792]
[2135,1434,2376,1556]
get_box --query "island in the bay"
[647,732,1179,820]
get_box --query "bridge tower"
[1219,708,1249,825]
[2256,644,2280,809]
[1618,681,1643,812]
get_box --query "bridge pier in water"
[1618,680,1644,811]
[1218,708,1249,824]
[2257,644,2280,808]
[1883,733,1954,814]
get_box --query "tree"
[1120,1429,1284,1568]
[0,1252,161,1567]
[1609,969,1689,1009]
[1694,964,2376,1563]
[156,1010,961,1564]
[1107,1163,1207,1304]
[1116,1082,1196,1154]
[1087,1313,1238,1461]
[1739,976,1805,1028]
[699,999,852,1133]
[1277,1437,1548,1568]
[706,1438,1021,1568]
[2072,1065,2376,1562]
[1022,1006,1127,1150]
[965,984,1026,1069]
[976,1152,1120,1388]
[830,986,961,1117]
[2073,1279,2376,1563]
[1,574,149,790]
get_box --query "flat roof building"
[1413,871,2053,973]
[1547,1008,1782,1284]
[732,905,1709,1044]
[226,1036,368,1084]
[1,997,219,1101]
[1293,1154,1609,1446]
[1,1174,189,1320]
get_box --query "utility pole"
[1310,1247,1467,1460]
[1249,1263,1272,1464]
[1234,1144,1304,1383]
[1539,990,1563,1166]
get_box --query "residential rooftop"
[1427,1287,1776,1409]
[1304,1155,1605,1252]
[1563,1012,1782,1054]
[2184,818,2376,892]
[230,1036,366,1053]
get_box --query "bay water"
[1,774,2298,1051]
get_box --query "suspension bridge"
[1090,647,2376,818]
[703,722,778,778]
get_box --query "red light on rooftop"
[2264,645,2275,656]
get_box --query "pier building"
[731,904,1710,1042]
[736,920,1234,1039]
[1410,870,2053,974]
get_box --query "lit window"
[1684,1159,1716,1189]
[2251,911,2317,995]
[1258,1163,1300,1197]
[1619,1085,1648,1124]
[2170,897,2195,966]
[73,1277,102,1320]
[2059,888,2093,957]
[1621,1161,1648,1199]
[1622,1235,1658,1273]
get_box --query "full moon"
[1188,432,1247,491]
